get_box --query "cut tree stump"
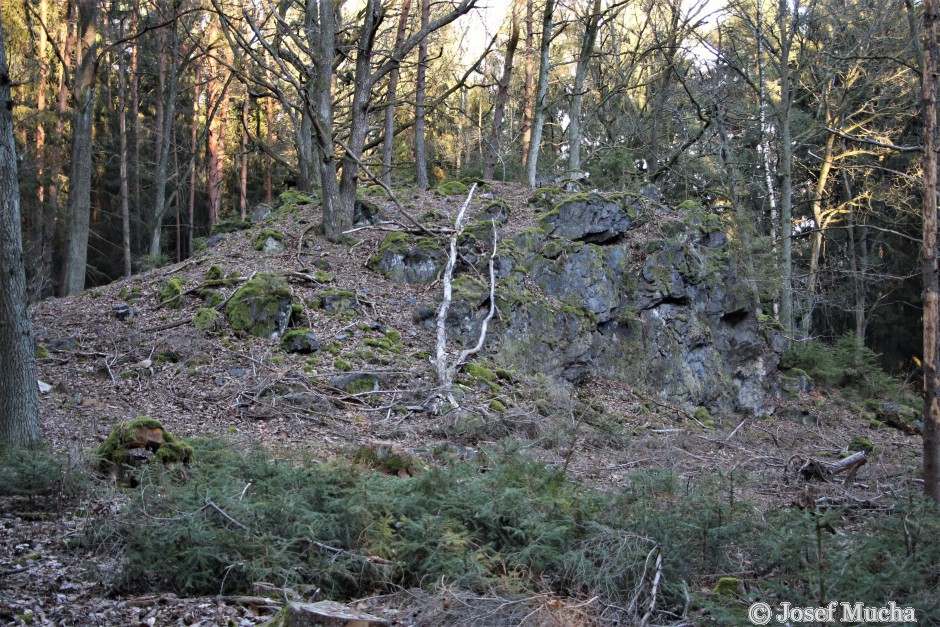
[263,601,389,627]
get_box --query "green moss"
[451,275,489,304]
[205,265,223,280]
[435,180,469,196]
[278,190,316,211]
[313,289,359,313]
[384,328,401,343]
[97,417,191,469]
[342,377,378,394]
[354,444,419,475]
[489,399,507,412]
[694,407,711,422]
[34,346,49,359]
[713,577,742,596]
[334,358,352,371]
[192,308,219,330]
[677,200,703,212]
[212,218,252,234]
[323,343,341,357]
[254,229,286,251]
[849,437,875,454]
[311,269,335,283]
[364,338,394,352]
[355,348,376,360]
[159,278,185,308]
[464,363,497,383]
[224,273,295,338]
[199,290,224,308]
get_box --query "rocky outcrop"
[368,232,444,284]
[225,273,296,339]
[437,192,784,415]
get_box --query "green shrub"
[783,334,899,398]
[0,447,88,500]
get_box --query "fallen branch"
[639,547,663,627]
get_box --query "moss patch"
[435,181,469,196]
[192,308,219,330]
[97,417,192,470]
[225,273,295,338]
[205,265,223,280]
[254,229,286,251]
[159,278,185,308]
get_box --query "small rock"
[261,236,285,253]
[112,304,136,321]
[37,380,52,394]
[329,373,379,394]
[250,204,272,223]
[207,235,224,247]
[282,330,321,354]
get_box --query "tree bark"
[149,14,180,257]
[62,0,99,295]
[118,17,132,277]
[0,18,41,447]
[483,7,520,180]
[921,0,940,502]
[414,0,430,189]
[34,0,49,290]
[521,0,534,169]
[381,0,413,188]
[525,0,555,187]
[48,2,75,294]
[239,94,250,220]
[567,0,601,172]
[776,0,795,333]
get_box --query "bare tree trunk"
[63,0,98,295]
[414,0,430,189]
[567,0,601,172]
[521,0,534,169]
[118,17,132,277]
[0,19,40,447]
[265,88,274,204]
[149,14,180,257]
[239,94,249,220]
[921,0,940,503]
[484,8,519,180]
[777,0,795,333]
[525,0,555,187]
[131,3,142,253]
[312,0,342,239]
[49,3,75,294]
[381,0,413,188]
[756,0,780,320]
[34,0,49,290]
[206,35,229,230]
[802,130,836,338]
[188,65,200,257]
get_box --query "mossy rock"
[282,330,321,354]
[254,229,286,252]
[192,308,219,331]
[278,190,317,212]
[97,417,192,471]
[34,345,49,359]
[367,232,445,284]
[451,276,489,307]
[481,199,511,224]
[435,180,469,196]
[310,289,359,314]
[489,399,507,412]
[199,290,225,308]
[713,577,744,597]
[212,218,252,234]
[330,373,379,394]
[354,442,422,476]
[159,278,186,308]
[204,265,223,281]
[849,436,874,454]
[225,273,296,339]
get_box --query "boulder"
[540,193,632,244]
[354,197,382,226]
[97,417,193,482]
[368,232,444,284]
[311,289,359,314]
[225,273,296,339]
[330,373,380,394]
[282,330,321,353]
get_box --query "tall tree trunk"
[63,0,98,296]
[34,0,49,290]
[801,130,836,338]
[525,0,555,187]
[521,0,534,169]
[131,2,142,254]
[0,20,40,447]
[921,0,940,503]
[381,0,412,188]
[312,0,342,239]
[777,0,795,333]
[484,7,520,180]
[48,3,75,294]
[265,90,274,204]
[118,18,132,277]
[188,65,200,257]
[206,43,229,230]
[567,0,601,172]
[0,18,41,447]
[414,0,430,189]
[239,94,250,219]
[756,0,781,320]
[149,15,180,257]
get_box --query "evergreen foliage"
[783,334,901,398]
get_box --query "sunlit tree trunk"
[484,6,519,180]
[414,0,430,189]
[149,13,180,257]
[62,0,98,295]
[526,0,555,187]
[0,19,40,447]
[381,0,413,188]
[521,0,534,169]
[568,0,601,172]
[34,0,49,290]
[921,0,940,503]
[48,2,75,294]
[117,16,132,277]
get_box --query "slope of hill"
[2,183,930,625]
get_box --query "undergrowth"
[80,438,940,623]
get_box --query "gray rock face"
[368,233,444,284]
[281,330,321,354]
[541,193,633,243]
[354,198,382,226]
[466,193,783,415]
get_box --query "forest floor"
[0,183,925,625]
